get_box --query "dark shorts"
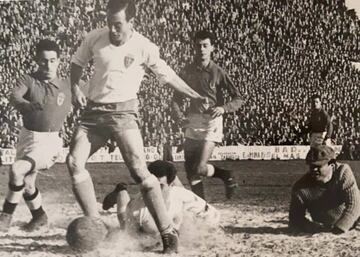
[80,111,139,137]
[79,101,140,138]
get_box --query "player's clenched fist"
[201,96,210,110]
[208,106,225,118]
[71,85,87,108]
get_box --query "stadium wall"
[0,145,342,165]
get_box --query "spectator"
[0,0,359,159]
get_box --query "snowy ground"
[1,161,360,257]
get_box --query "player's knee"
[66,154,91,184]
[23,180,36,195]
[140,174,159,191]
[128,166,147,184]
[127,159,148,184]
[10,162,28,182]
[66,154,84,174]
[129,172,143,184]
[71,169,91,185]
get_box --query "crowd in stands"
[0,0,360,159]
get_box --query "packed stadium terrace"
[0,0,359,158]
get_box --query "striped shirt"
[289,162,360,232]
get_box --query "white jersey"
[72,28,176,103]
[127,186,220,234]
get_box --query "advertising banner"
[0,145,343,165]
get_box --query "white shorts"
[16,128,62,170]
[185,114,223,143]
[310,132,327,147]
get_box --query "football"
[66,216,108,252]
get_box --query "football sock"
[23,188,45,218]
[213,165,232,181]
[190,180,205,199]
[73,177,99,217]
[3,183,25,215]
[141,175,172,234]
[117,212,127,230]
[116,190,130,213]
[3,201,17,215]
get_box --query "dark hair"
[107,0,136,21]
[35,39,60,58]
[194,30,215,45]
[148,160,177,184]
[311,94,321,101]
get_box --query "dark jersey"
[173,61,244,117]
[289,163,360,232]
[308,108,333,136]
[11,73,72,132]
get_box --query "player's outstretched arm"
[144,43,205,101]
[289,190,328,234]
[70,63,87,107]
[167,75,205,101]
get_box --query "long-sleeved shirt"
[289,162,360,232]
[172,61,244,119]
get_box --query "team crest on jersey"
[124,54,135,68]
[57,92,65,106]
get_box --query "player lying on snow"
[289,145,360,234]
[102,160,220,234]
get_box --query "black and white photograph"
[0,0,360,256]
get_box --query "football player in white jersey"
[66,0,205,253]
[102,160,220,234]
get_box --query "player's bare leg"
[186,138,238,199]
[66,127,107,217]
[116,188,130,230]
[21,171,48,231]
[0,160,32,232]
[114,129,178,253]
[198,140,238,199]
